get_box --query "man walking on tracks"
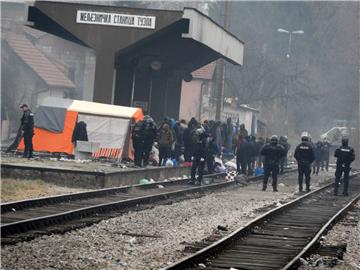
[260,135,286,192]
[334,138,355,196]
[294,133,315,192]
[20,104,34,158]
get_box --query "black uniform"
[334,144,355,196]
[190,129,208,184]
[21,110,34,158]
[142,120,157,166]
[261,141,286,191]
[294,141,315,192]
[132,121,144,167]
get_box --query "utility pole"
[215,1,228,121]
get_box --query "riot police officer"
[260,135,286,192]
[142,116,157,167]
[132,120,145,167]
[20,104,34,158]
[294,133,315,192]
[334,138,355,196]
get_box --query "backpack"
[158,129,172,146]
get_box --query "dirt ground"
[1,178,91,202]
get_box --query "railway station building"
[27,1,244,121]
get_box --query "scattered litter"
[198,263,206,268]
[157,185,164,189]
[276,202,282,207]
[278,183,285,187]
[11,208,16,212]
[224,161,237,170]
[128,237,137,244]
[230,268,239,270]
[149,179,155,183]
[255,167,264,176]
[165,159,174,167]
[139,179,150,185]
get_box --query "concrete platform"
[1,156,191,189]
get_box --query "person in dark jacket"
[235,134,247,174]
[20,104,34,158]
[260,135,286,191]
[157,122,174,166]
[312,141,323,175]
[249,135,257,176]
[321,138,331,171]
[183,118,197,162]
[174,120,186,162]
[294,133,315,192]
[255,137,265,168]
[142,116,157,166]
[132,120,144,167]
[72,121,88,146]
[279,136,290,174]
[190,126,208,185]
[206,133,218,174]
[334,138,355,196]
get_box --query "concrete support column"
[92,51,115,103]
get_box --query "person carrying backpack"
[157,122,174,166]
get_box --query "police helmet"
[301,132,310,142]
[270,135,278,143]
[342,137,349,146]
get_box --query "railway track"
[164,173,360,270]
[1,170,296,245]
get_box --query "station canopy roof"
[27,1,244,77]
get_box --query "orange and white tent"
[18,97,144,159]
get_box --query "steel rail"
[282,190,360,269]
[3,169,297,239]
[163,173,359,270]
[1,172,227,213]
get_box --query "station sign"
[76,10,156,29]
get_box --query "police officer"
[294,133,315,192]
[190,126,208,185]
[142,116,157,167]
[20,104,34,158]
[131,120,144,167]
[260,135,286,192]
[334,138,355,196]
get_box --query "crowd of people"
[131,116,356,196]
[16,103,355,196]
[131,116,292,185]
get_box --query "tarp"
[41,97,144,122]
[34,106,67,132]
[18,97,144,157]
[78,114,129,148]
[18,111,78,154]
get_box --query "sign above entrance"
[76,10,156,29]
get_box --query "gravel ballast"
[1,170,336,270]
[299,201,360,270]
